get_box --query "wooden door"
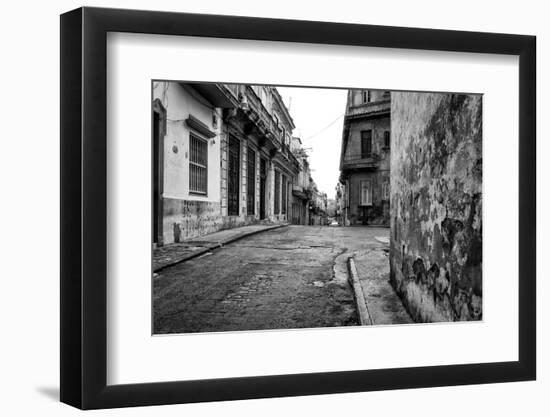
[228,136,240,216]
[259,158,267,219]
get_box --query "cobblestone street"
[153,225,411,334]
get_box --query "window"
[360,180,372,206]
[274,171,281,214]
[384,131,390,148]
[189,134,208,194]
[247,148,256,215]
[281,175,287,214]
[362,90,370,103]
[361,130,372,158]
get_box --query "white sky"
[277,86,348,199]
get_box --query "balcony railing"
[244,86,283,145]
[341,154,380,170]
[346,99,390,118]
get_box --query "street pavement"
[153,225,411,334]
[153,224,285,271]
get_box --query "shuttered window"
[228,136,240,216]
[274,171,281,214]
[361,130,372,158]
[189,134,207,194]
[247,148,256,215]
[360,180,372,206]
[384,131,390,148]
[281,175,287,214]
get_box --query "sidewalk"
[153,224,287,272]
[351,237,413,325]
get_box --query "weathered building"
[326,199,337,218]
[152,81,304,245]
[309,181,328,226]
[222,85,299,226]
[339,89,391,226]
[152,82,237,246]
[335,182,347,225]
[389,92,482,322]
[290,137,311,225]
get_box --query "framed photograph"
[60,6,536,409]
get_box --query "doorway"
[152,100,165,246]
[228,136,240,216]
[259,158,267,219]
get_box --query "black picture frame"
[60,6,536,410]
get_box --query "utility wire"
[302,113,345,142]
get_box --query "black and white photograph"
[151,82,483,334]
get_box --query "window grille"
[189,134,207,194]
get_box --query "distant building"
[339,89,391,226]
[326,199,337,218]
[152,82,305,246]
[335,182,347,225]
[308,180,328,226]
[290,137,311,225]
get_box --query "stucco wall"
[153,82,221,202]
[344,117,390,169]
[153,82,223,244]
[389,92,482,322]
[347,170,390,225]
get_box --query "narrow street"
[153,225,411,334]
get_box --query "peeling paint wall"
[163,199,222,243]
[389,92,482,322]
[153,82,224,245]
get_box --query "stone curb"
[153,224,289,273]
[347,257,373,326]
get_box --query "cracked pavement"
[153,225,410,334]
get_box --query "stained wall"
[389,92,482,322]
[153,82,223,244]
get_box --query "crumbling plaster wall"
[390,92,482,322]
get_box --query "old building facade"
[221,84,299,228]
[289,137,311,225]
[389,92,482,322]
[152,81,305,246]
[152,82,235,246]
[339,89,391,226]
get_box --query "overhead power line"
[302,113,345,142]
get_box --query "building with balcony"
[152,82,238,246]
[222,84,300,227]
[339,89,391,226]
[152,81,304,245]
